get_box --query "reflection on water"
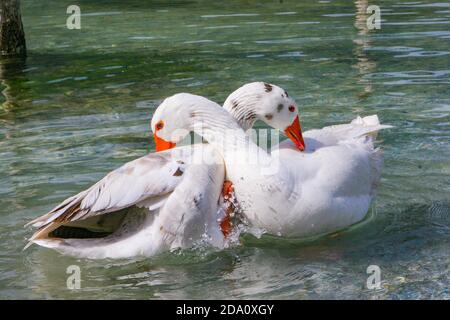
[0,57,28,118]
[0,0,449,299]
[353,0,377,98]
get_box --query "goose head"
[223,82,305,151]
[151,93,229,151]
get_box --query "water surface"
[0,0,449,299]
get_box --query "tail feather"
[353,115,381,126]
[352,115,393,140]
[324,115,393,143]
[351,116,388,194]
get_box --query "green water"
[0,0,449,299]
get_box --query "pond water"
[0,0,449,299]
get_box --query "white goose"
[153,83,392,238]
[27,82,390,258]
[25,86,300,259]
[25,143,227,259]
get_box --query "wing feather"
[26,150,186,242]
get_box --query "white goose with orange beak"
[24,83,303,258]
[26,82,390,258]
[154,83,391,237]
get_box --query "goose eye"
[156,120,164,130]
[288,105,296,112]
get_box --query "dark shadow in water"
[0,48,214,121]
[72,0,289,11]
[0,56,28,113]
[75,0,199,10]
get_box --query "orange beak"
[153,133,176,152]
[284,116,305,151]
